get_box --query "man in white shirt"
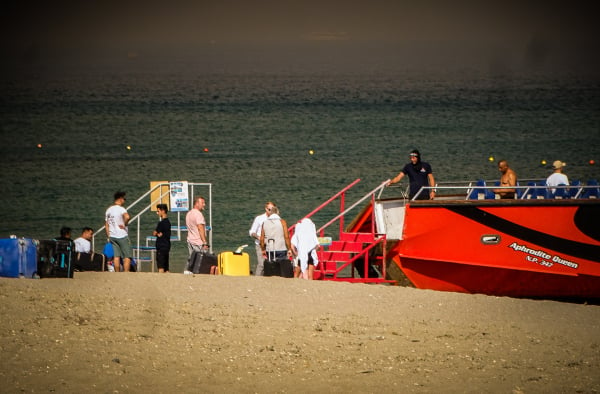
[546,160,569,194]
[74,227,93,253]
[248,201,274,276]
[105,191,133,272]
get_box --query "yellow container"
[218,251,250,276]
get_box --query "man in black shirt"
[153,204,171,273]
[387,149,436,200]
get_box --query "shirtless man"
[493,160,517,199]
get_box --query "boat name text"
[508,242,578,269]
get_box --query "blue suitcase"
[0,237,38,278]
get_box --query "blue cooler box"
[0,238,38,278]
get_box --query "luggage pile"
[184,247,251,276]
[0,237,107,279]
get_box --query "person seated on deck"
[546,160,569,195]
[492,160,517,199]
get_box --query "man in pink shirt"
[185,196,209,262]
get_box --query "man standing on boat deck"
[249,201,275,276]
[493,160,518,199]
[185,196,209,265]
[387,149,435,200]
[105,191,133,272]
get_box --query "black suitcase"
[187,251,217,274]
[74,252,106,271]
[263,239,294,278]
[37,239,74,278]
[264,258,294,278]
[37,240,54,277]
[54,240,74,278]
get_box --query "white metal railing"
[312,179,598,230]
[402,181,598,201]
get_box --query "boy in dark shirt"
[153,204,171,273]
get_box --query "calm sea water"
[2,63,599,271]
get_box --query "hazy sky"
[2,1,599,74]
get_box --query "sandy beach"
[1,272,599,393]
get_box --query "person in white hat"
[546,160,569,194]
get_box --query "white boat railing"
[405,180,599,201]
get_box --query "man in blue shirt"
[387,149,436,200]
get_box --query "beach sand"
[1,272,599,393]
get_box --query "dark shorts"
[307,253,315,266]
[156,248,170,271]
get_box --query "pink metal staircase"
[290,179,394,284]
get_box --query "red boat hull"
[389,200,600,299]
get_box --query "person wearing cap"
[546,160,569,194]
[387,149,436,200]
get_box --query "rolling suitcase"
[218,251,250,276]
[0,237,38,278]
[263,247,294,278]
[263,238,293,278]
[53,239,74,278]
[37,239,74,278]
[187,251,217,274]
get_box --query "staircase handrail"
[316,179,389,235]
[289,178,361,233]
[322,234,386,277]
